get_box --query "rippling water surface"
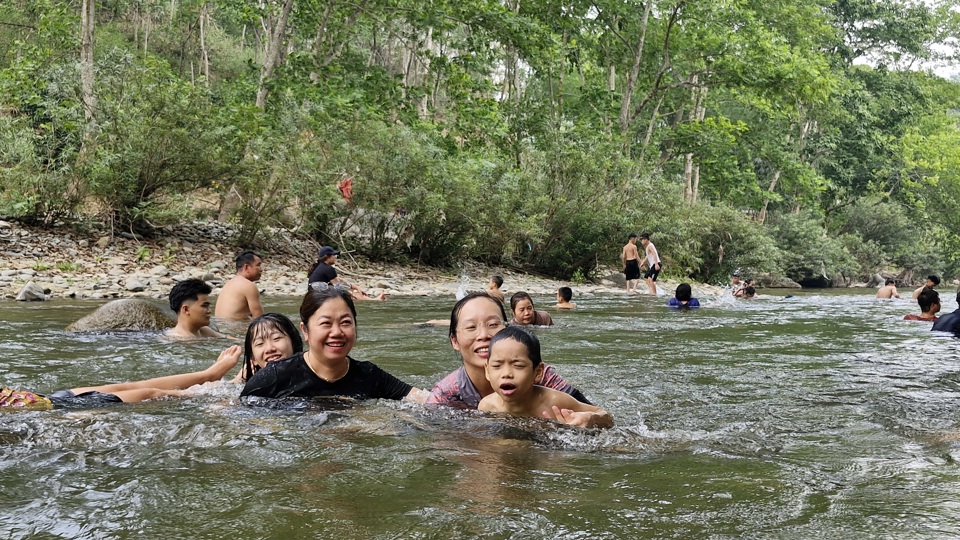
[2,290,960,539]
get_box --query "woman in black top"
[241,288,422,401]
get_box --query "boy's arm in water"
[540,390,613,429]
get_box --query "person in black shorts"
[621,233,642,293]
[639,232,662,295]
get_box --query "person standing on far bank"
[214,251,265,320]
[638,232,662,296]
[621,233,642,293]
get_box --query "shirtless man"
[912,275,940,300]
[167,279,228,339]
[638,232,662,296]
[214,250,265,320]
[877,278,901,299]
[621,233,641,293]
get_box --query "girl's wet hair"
[300,287,357,324]
[449,292,507,339]
[509,291,533,312]
[242,313,303,381]
[489,326,542,367]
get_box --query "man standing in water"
[214,250,265,320]
[638,232,662,296]
[621,233,642,293]
[876,279,901,299]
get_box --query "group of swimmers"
[2,251,614,428]
[893,274,960,334]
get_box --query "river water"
[2,290,960,539]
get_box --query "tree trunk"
[80,0,96,125]
[618,1,652,137]
[255,0,295,110]
[199,3,210,85]
[74,0,97,200]
[757,170,781,224]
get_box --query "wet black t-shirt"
[240,353,412,400]
[931,309,960,333]
[308,263,338,284]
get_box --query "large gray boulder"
[66,298,176,332]
[756,274,802,288]
[16,281,47,301]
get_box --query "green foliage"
[643,191,783,284]
[85,50,244,231]
[832,198,919,270]
[770,212,859,282]
[56,260,79,272]
[2,0,960,283]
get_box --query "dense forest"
[2,0,960,285]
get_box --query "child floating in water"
[478,327,612,428]
[555,286,576,310]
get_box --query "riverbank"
[0,220,723,302]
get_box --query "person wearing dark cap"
[307,246,386,301]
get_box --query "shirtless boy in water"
[215,251,265,320]
[167,279,228,339]
[478,326,612,428]
[877,279,901,299]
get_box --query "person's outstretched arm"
[71,346,241,395]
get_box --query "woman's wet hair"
[509,291,533,312]
[675,283,692,302]
[490,326,542,367]
[300,287,357,324]
[241,313,303,381]
[449,292,507,339]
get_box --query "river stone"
[125,279,147,292]
[149,265,168,276]
[15,281,47,301]
[66,298,176,332]
[758,275,802,288]
[866,273,884,287]
[96,236,111,249]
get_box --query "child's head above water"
[557,286,573,303]
[486,326,544,398]
[489,326,543,368]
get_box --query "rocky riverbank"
[0,220,721,303]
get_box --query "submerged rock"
[66,298,176,332]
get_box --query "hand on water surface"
[542,406,592,427]
[542,405,614,429]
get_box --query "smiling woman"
[240,288,423,401]
[425,293,596,416]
